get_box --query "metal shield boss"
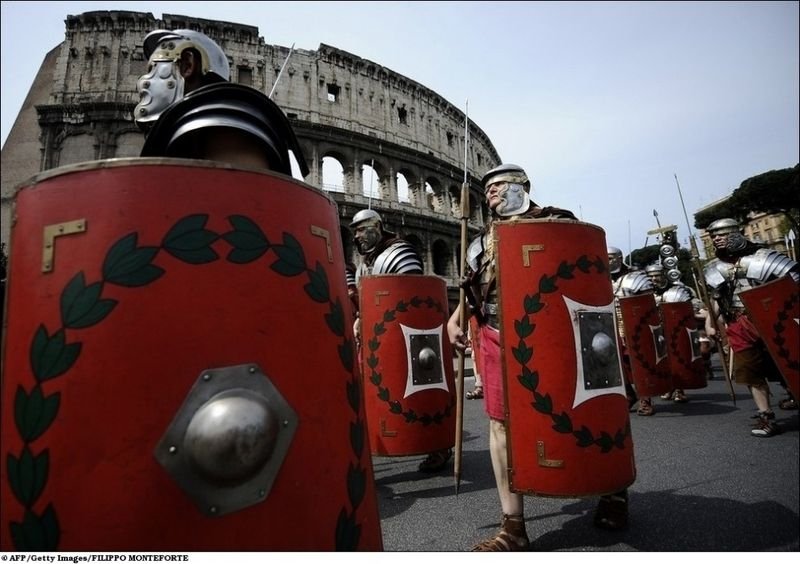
[660,301,707,390]
[0,159,382,551]
[359,275,456,456]
[495,219,635,497]
[739,276,799,400]
[618,294,672,396]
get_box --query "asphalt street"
[372,362,800,552]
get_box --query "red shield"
[738,276,800,400]
[660,301,707,390]
[618,294,672,396]
[496,219,636,497]
[359,275,456,456]
[0,159,382,551]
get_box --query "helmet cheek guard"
[135,29,231,130]
[494,183,530,217]
[135,60,185,127]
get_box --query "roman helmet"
[645,263,668,289]
[350,209,384,255]
[707,218,746,252]
[607,246,624,275]
[481,163,531,217]
[135,29,231,128]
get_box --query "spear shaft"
[674,174,736,403]
[269,43,295,99]
[454,100,469,494]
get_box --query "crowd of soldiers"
[0,29,797,552]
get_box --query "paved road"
[373,365,799,552]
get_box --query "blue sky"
[2,1,798,256]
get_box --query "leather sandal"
[471,515,529,551]
[672,389,688,403]
[466,386,484,400]
[418,448,452,473]
[636,398,654,416]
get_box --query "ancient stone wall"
[1,10,503,299]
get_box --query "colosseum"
[0,10,503,303]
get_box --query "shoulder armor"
[372,240,423,275]
[618,270,654,297]
[662,284,694,303]
[741,248,798,283]
[466,234,485,272]
[141,83,309,176]
[703,259,728,289]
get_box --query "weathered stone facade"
[1,11,503,298]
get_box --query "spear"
[674,173,735,403]
[268,43,295,99]
[454,100,470,494]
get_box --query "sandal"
[637,398,654,416]
[466,386,484,400]
[672,389,688,403]
[471,515,529,551]
[418,448,452,473]
[594,490,629,531]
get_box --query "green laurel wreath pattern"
[8,214,368,551]
[773,292,799,371]
[365,297,455,425]
[511,255,630,453]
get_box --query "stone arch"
[396,167,417,204]
[432,239,452,277]
[404,233,425,270]
[59,132,97,166]
[361,157,394,200]
[425,177,447,213]
[322,153,346,192]
[114,130,144,158]
[448,184,461,218]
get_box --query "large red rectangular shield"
[618,294,672,397]
[1,159,382,551]
[660,301,707,390]
[738,276,799,399]
[359,275,456,456]
[496,219,636,497]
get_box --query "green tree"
[694,164,799,234]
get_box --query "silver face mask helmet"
[607,246,624,275]
[135,29,230,129]
[350,209,384,255]
[707,218,746,252]
[481,164,531,217]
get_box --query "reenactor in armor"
[351,209,424,282]
[350,209,453,473]
[608,246,657,415]
[447,164,631,551]
[135,28,307,175]
[704,218,800,437]
[1,29,385,550]
[645,262,701,402]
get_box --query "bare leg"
[489,419,524,516]
[470,419,529,551]
[750,383,771,412]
